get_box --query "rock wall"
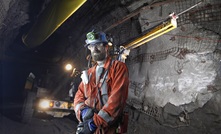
[125,0,221,133]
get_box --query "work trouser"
[95,122,118,134]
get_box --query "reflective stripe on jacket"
[74,56,129,133]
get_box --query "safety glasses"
[87,43,104,50]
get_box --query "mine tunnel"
[0,0,221,134]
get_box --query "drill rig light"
[65,63,73,71]
[39,99,53,109]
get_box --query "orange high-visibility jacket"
[74,56,129,133]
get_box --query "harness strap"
[97,59,114,107]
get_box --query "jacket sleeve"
[93,62,129,127]
[73,82,86,122]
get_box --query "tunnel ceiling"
[0,0,121,65]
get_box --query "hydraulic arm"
[124,13,177,50]
[118,1,202,62]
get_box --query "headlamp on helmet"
[85,31,108,47]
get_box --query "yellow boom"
[124,14,177,50]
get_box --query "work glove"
[80,106,94,122]
[76,119,97,134]
[76,122,84,134]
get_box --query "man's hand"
[81,106,94,122]
[76,122,84,134]
[76,119,97,134]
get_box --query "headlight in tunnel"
[39,99,53,109]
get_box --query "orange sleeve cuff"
[93,113,108,127]
[76,104,86,122]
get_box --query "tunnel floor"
[0,102,78,134]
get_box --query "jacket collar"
[92,56,112,71]
[89,56,112,86]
